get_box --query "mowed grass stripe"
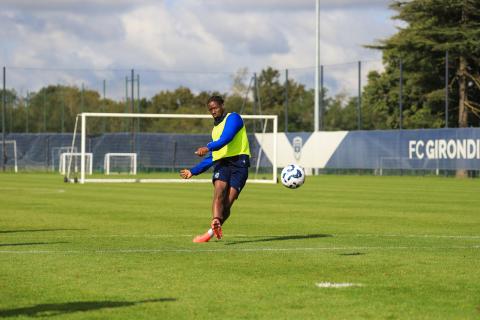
[1,173,480,319]
[1,245,480,255]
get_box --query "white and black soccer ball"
[281,164,305,189]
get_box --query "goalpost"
[60,152,93,175]
[52,146,77,172]
[0,140,18,173]
[66,112,277,184]
[104,153,137,175]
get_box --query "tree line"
[1,0,479,134]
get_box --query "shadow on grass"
[0,229,87,234]
[0,299,177,318]
[225,233,332,245]
[0,242,69,247]
[338,252,365,256]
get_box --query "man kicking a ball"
[180,95,250,243]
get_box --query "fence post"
[130,69,135,154]
[2,66,6,172]
[320,65,324,130]
[253,72,258,132]
[445,50,449,128]
[314,0,320,132]
[43,89,47,132]
[358,60,362,130]
[81,83,85,113]
[102,79,106,133]
[61,88,65,133]
[26,90,29,133]
[136,74,140,132]
[399,58,403,130]
[9,93,13,133]
[125,76,128,131]
[284,69,288,133]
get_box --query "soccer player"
[180,95,250,243]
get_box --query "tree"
[254,67,316,132]
[365,0,480,129]
[1,89,19,133]
[324,94,359,131]
[2,66,330,133]
[361,71,397,129]
[231,68,250,97]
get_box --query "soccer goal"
[52,146,77,172]
[65,112,277,184]
[377,156,440,176]
[60,152,93,175]
[104,153,137,175]
[0,140,18,172]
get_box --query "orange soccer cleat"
[192,232,212,243]
[211,218,223,240]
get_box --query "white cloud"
[0,0,397,98]
[0,0,156,12]
[197,0,392,11]
[122,3,226,68]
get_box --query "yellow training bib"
[211,113,250,161]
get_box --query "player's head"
[207,95,224,106]
[207,95,225,118]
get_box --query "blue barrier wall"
[3,133,270,170]
[325,128,480,170]
[4,128,480,171]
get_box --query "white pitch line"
[0,245,479,254]
[30,234,196,238]
[316,282,363,288]
[3,233,480,239]
[350,234,480,239]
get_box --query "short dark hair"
[207,95,224,106]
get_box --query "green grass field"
[1,173,479,319]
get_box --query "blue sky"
[1,0,397,99]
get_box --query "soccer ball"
[281,164,305,189]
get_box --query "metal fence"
[1,60,388,134]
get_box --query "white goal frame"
[53,146,77,172]
[60,152,93,175]
[1,140,18,172]
[104,153,137,175]
[72,112,277,184]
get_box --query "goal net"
[60,152,93,175]
[104,153,137,175]
[0,140,18,172]
[65,112,278,184]
[53,146,77,172]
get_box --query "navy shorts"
[212,156,249,195]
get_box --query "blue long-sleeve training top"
[190,112,244,176]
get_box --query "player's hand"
[195,147,209,157]
[180,169,192,179]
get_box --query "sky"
[0,0,398,99]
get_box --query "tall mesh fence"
[3,60,467,175]
[1,61,386,134]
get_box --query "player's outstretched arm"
[180,169,193,179]
[195,147,209,157]
[182,152,214,178]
